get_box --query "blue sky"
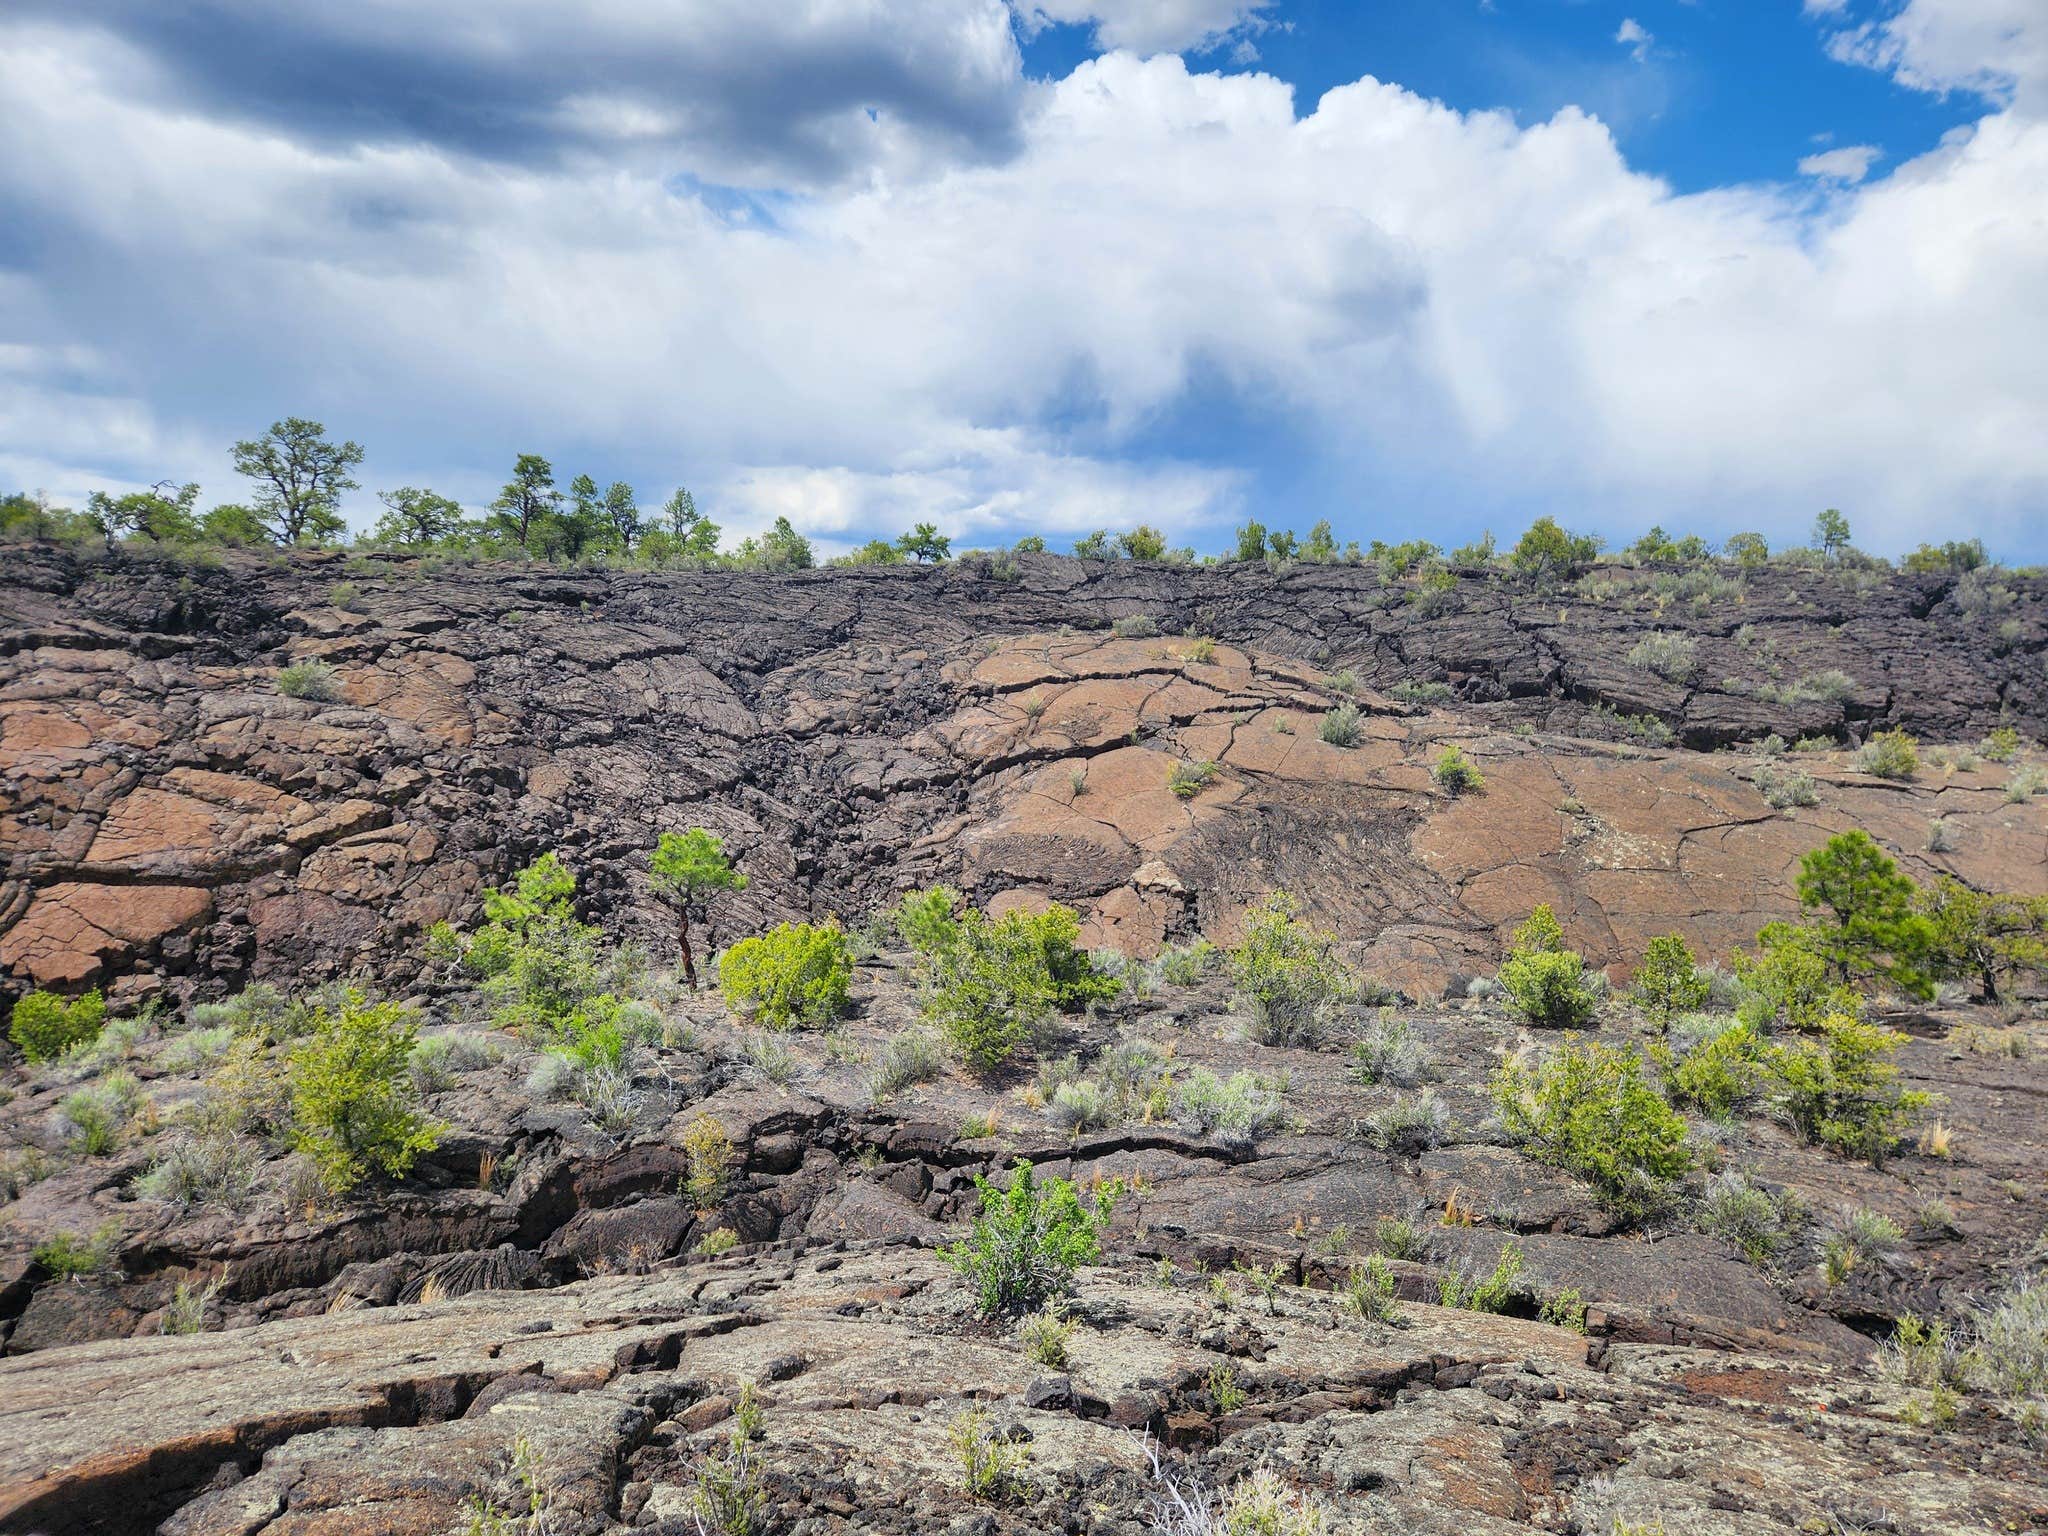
[1,1,2043,560]
[1019,1,1986,192]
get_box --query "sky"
[0,0,2044,561]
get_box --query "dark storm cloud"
[14,0,1029,186]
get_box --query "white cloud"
[1817,0,2048,109]
[1010,0,1274,56]
[1616,19,1654,63]
[0,14,2044,557]
[1798,143,1883,180]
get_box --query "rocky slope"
[2,541,2046,1536]
[2,542,2043,1001]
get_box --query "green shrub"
[9,988,107,1063]
[1112,614,1159,638]
[1772,1013,1930,1164]
[1318,702,1363,747]
[943,1159,1118,1315]
[950,1405,1030,1502]
[1167,759,1219,799]
[1855,728,1919,780]
[1431,745,1484,795]
[33,1220,121,1280]
[1498,947,1597,1029]
[1343,1254,1403,1323]
[1493,1040,1692,1217]
[1662,1021,1772,1117]
[1497,907,1601,1030]
[462,853,608,1034]
[689,1392,765,1536]
[1019,1307,1075,1368]
[718,921,853,1030]
[892,884,963,962]
[1438,1241,1525,1313]
[1509,516,1597,579]
[1629,933,1709,1022]
[1731,940,1855,1032]
[921,903,1115,1074]
[681,1117,735,1210]
[1982,726,2022,763]
[1228,893,1358,1047]
[287,990,445,1195]
[275,660,339,701]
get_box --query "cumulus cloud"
[1798,143,1884,180]
[1815,0,2048,109]
[1010,1,1276,56]
[1615,19,1654,64]
[0,7,2044,557]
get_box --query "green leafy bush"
[1509,516,1598,578]
[1167,759,1219,799]
[920,902,1114,1073]
[1493,1040,1692,1217]
[1629,933,1710,1022]
[1438,1241,1526,1313]
[32,1221,122,1280]
[275,659,339,701]
[287,991,445,1195]
[1855,728,1919,780]
[892,884,963,963]
[1431,745,1484,795]
[950,1405,1030,1502]
[1228,893,1359,1047]
[1981,726,2022,762]
[460,853,609,1034]
[9,988,107,1063]
[718,921,854,1030]
[1498,944,1597,1030]
[943,1159,1118,1315]
[1495,905,1600,1029]
[1662,1020,1772,1118]
[1772,1013,1930,1164]
[1731,939,1856,1032]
